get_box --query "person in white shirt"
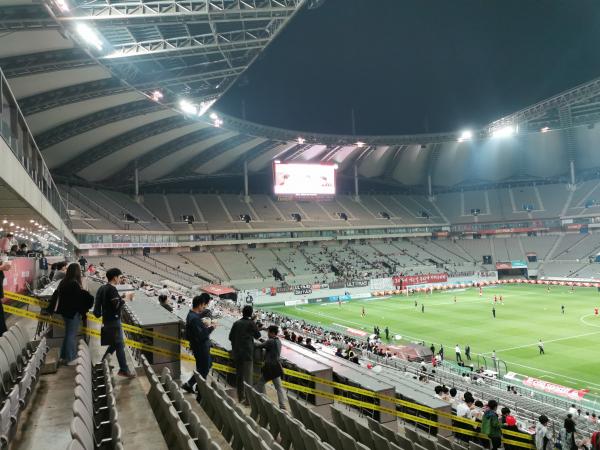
[568,404,578,416]
[455,393,475,441]
[535,415,552,450]
[455,344,463,363]
[157,284,170,300]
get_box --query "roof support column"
[354,164,360,201]
[559,105,577,189]
[244,159,250,203]
[134,161,140,200]
[427,173,433,201]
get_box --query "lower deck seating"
[68,340,122,450]
[142,355,221,450]
[0,323,48,448]
[244,383,341,450]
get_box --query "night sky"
[216,0,600,136]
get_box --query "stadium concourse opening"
[2,1,600,449]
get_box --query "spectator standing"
[53,262,68,281]
[48,263,94,365]
[254,325,287,409]
[229,305,261,404]
[465,344,471,360]
[455,344,463,363]
[93,268,135,378]
[182,294,215,395]
[0,233,14,254]
[15,243,28,256]
[503,415,522,450]
[157,285,170,303]
[559,415,577,450]
[481,399,502,450]
[535,415,552,450]
[455,392,475,442]
[0,255,11,335]
[78,255,88,271]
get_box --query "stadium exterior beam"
[487,76,600,131]
[106,127,227,183]
[59,115,191,173]
[59,0,303,26]
[36,100,165,149]
[19,64,237,115]
[102,27,273,58]
[167,134,257,177]
[0,5,58,31]
[0,49,95,78]
[218,113,462,146]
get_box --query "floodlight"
[541,127,550,133]
[212,118,223,128]
[151,90,163,102]
[76,23,103,51]
[179,100,197,115]
[458,130,473,142]
[491,125,515,138]
[54,0,70,12]
[197,99,216,117]
[29,219,34,223]
[209,112,219,120]
[355,141,365,147]
[297,137,306,144]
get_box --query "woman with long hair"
[50,263,94,365]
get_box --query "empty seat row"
[0,323,48,448]
[329,403,444,450]
[68,340,122,450]
[193,372,275,450]
[245,382,342,450]
[142,355,221,450]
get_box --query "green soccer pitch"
[266,284,600,395]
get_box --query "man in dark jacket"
[93,268,135,378]
[254,325,286,409]
[182,294,215,394]
[482,399,502,450]
[228,305,261,403]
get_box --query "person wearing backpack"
[254,325,286,409]
[93,268,135,378]
[181,294,215,395]
[46,263,94,365]
[481,399,502,450]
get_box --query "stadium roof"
[2,0,600,191]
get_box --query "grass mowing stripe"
[266,284,600,391]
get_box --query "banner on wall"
[79,242,178,249]
[495,261,527,270]
[522,377,589,400]
[345,279,369,288]
[2,257,35,295]
[392,273,448,287]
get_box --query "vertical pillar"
[570,160,576,187]
[427,174,433,200]
[134,165,140,199]
[244,160,250,203]
[354,164,359,201]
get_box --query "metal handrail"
[0,66,72,230]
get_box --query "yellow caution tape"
[4,292,534,446]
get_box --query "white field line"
[498,360,600,388]
[481,330,600,354]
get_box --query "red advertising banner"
[2,257,35,296]
[392,273,448,287]
[495,262,513,270]
[522,377,589,400]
